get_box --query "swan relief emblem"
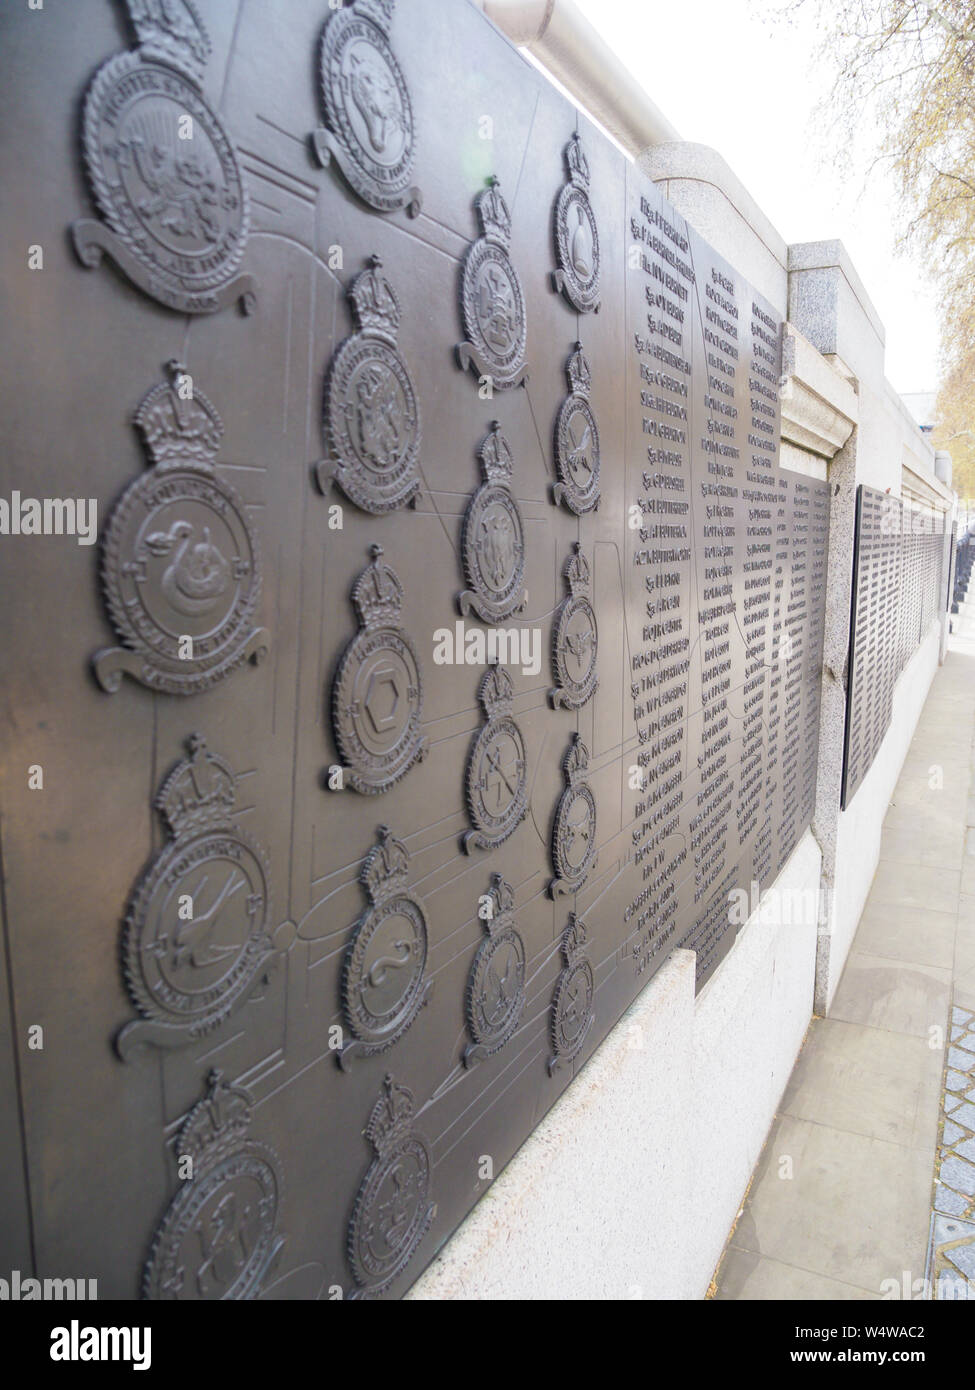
[145,519,231,617]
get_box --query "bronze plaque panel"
[0,0,830,1299]
[841,486,945,809]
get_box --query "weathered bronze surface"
[1,0,837,1299]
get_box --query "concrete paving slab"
[729,1115,932,1293]
[780,1018,942,1151]
[714,1247,880,1300]
[854,902,956,970]
[829,952,951,1039]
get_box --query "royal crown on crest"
[175,1070,253,1174]
[479,662,515,720]
[127,0,211,82]
[565,133,591,189]
[348,256,402,343]
[352,545,405,629]
[360,824,411,905]
[561,911,588,964]
[356,0,397,32]
[134,361,223,470]
[479,421,514,484]
[566,342,592,398]
[563,733,591,787]
[365,1073,417,1156]
[156,733,236,837]
[564,540,592,596]
[476,176,513,249]
[484,872,515,930]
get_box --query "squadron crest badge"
[93,361,269,696]
[312,0,422,217]
[548,914,595,1074]
[550,734,597,898]
[457,177,529,390]
[331,545,428,794]
[116,734,276,1061]
[464,874,527,1069]
[144,1070,285,1300]
[463,663,529,855]
[550,542,598,710]
[71,0,256,314]
[348,1074,435,1299]
[458,422,527,624]
[554,343,601,514]
[339,825,432,1070]
[318,256,421,515]
[552,134,601,313]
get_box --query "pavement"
[713,584,975,1300]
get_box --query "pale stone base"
[408,833,822,1300]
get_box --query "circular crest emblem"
[555,393,601,515]
[457,179,529,390]
[146,1143,280,1300]
[349,1133,431,1293]
[80,52,249,313]
[467,718,528,844]
[331,547,427,795]
[551,958,595,1063]
[333,626,423,792]
[327,338,418,511]
[101,468,262,694]
[554,186,600,311]
[552,596,598,707]
[552,134,601,314]
[460,241,528,388]
[321,258,420,514]
[342,893,428,1050]
[317,2,419,215]
[462,484,525,617]
[124,828,271,1035]
[348,1075,434,1297]
[553,784,597,887]
[464,666,529,854]
[467,926,526,1057]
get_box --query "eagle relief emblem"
[554,343,601,514]
[550,542,599,710]
[71,0,256,314]
[458,422,527,624]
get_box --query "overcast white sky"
[571,0,941,395]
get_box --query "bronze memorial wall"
[840,486,947,809]
[0,0,828,1298]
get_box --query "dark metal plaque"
[0,0,841,1305]
[841,487,946,808]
